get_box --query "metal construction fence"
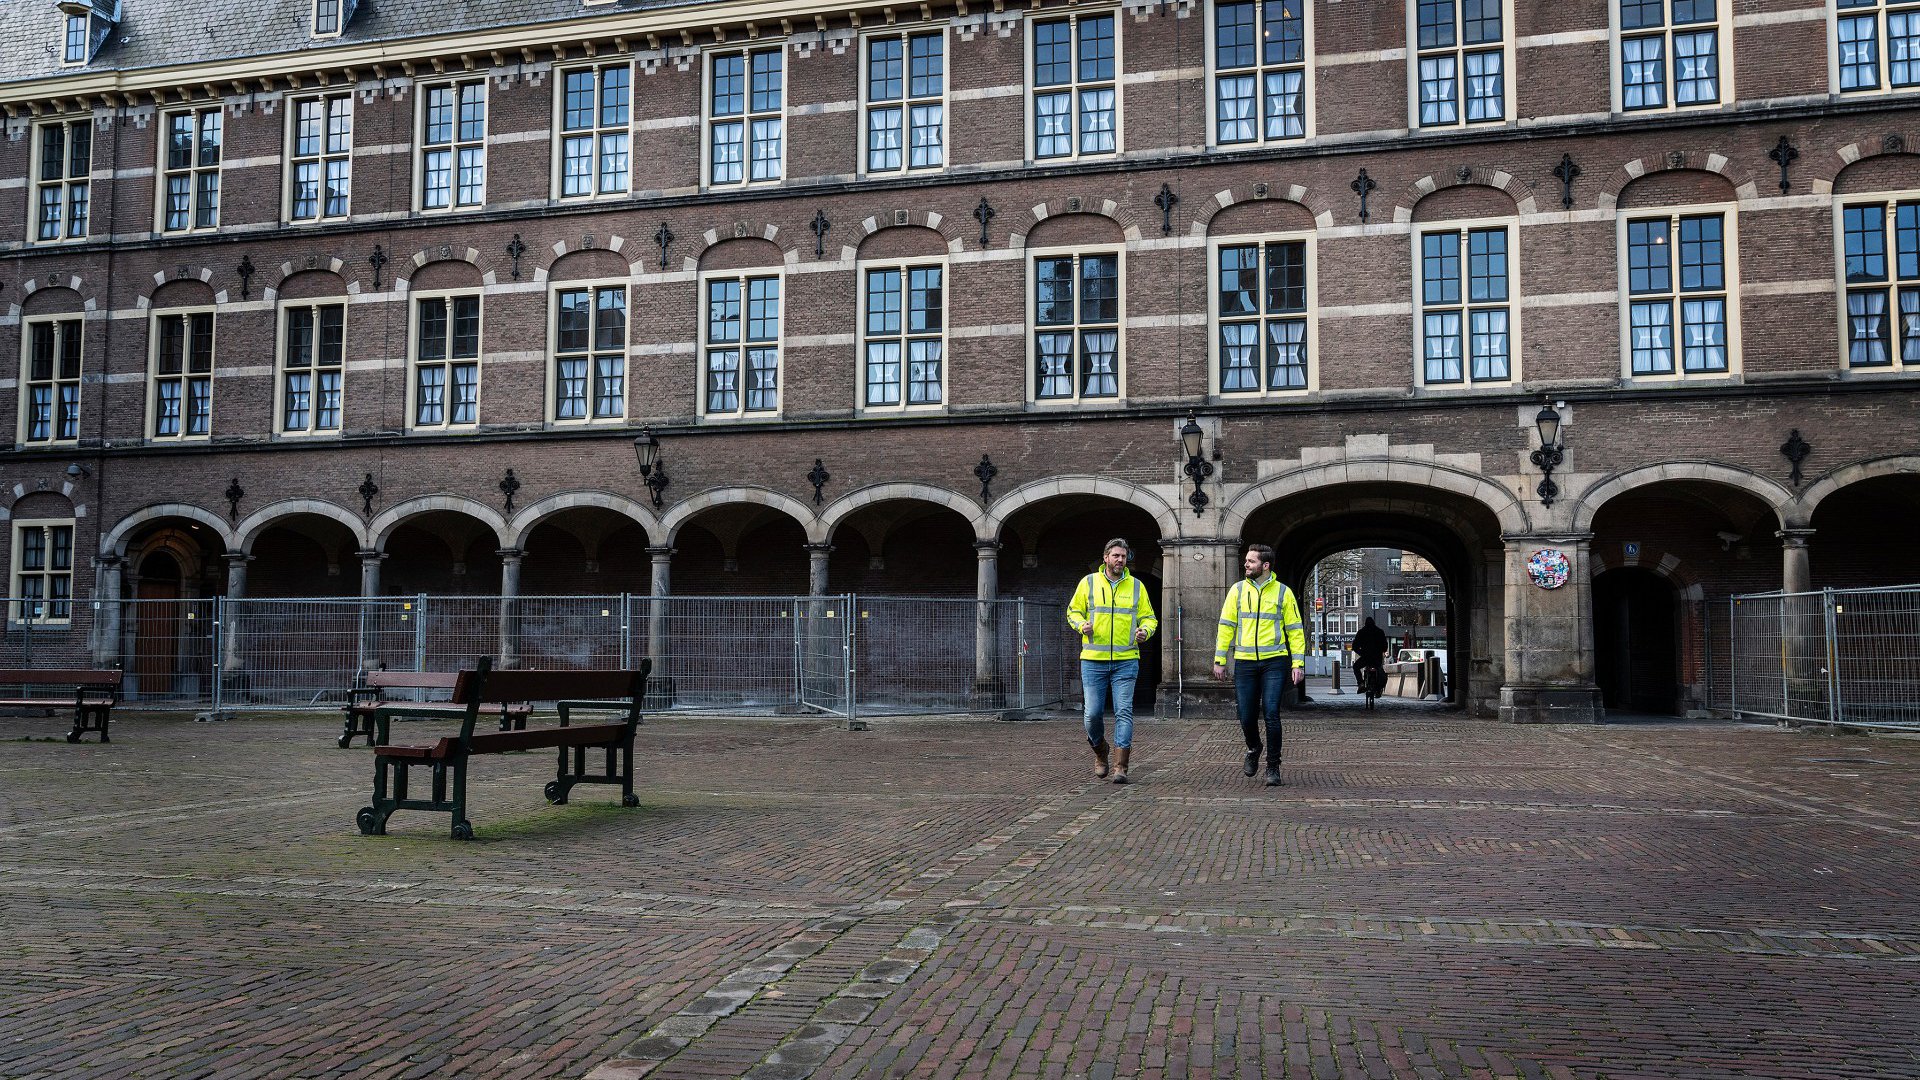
[1724,584,1920,731]
[0,593,1073,719]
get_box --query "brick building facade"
[3,0,1918,722]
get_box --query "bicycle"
[1355,662,1387,710]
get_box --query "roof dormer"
[56,0,118,67]
[312,0,359,38]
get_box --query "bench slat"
[465,724,628,754]
[0,670,121,686]
[465,669,644,704]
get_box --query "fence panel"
[220,598,416,710]
[638,595,819,714]
[849,596,1074,716]
[1829,585,1920,729]
[1725,585,1920,731]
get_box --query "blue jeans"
[1081,658,1139,750]
[1233,657,1291,762]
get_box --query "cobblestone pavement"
[2,705,1918,1079]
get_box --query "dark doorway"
[134,552,185,697]
[1593,568,1680,715]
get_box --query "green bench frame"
[0,669,123,743]
[338,668,532,748]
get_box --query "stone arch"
[368,495,510,552]
[137,265,229,309]
[100,503,236,557]
[9,274,99,319]
[661,486,821,545]
[396,244,494,290]
[1222,461,1530,538]
[846,215,967,262]
[1799,454,1920,519]
[234,499,371,553]
[680,222,795,273]
[820,483,988,544]
[1570,462,1794,533]
[506,491,661,549]
[1598,152,1757,209]
[1194,183,1336,234]
[1393,167,1539,222]
[1588,542,1707,600]
[1820,135,1920,192]
[1009,198,1144,249]
[533,233,642,282]
[984,477,1181,543]
[267,257,355,302]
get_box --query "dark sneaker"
[1243,750,1259,777]
[1263,767,1282,787]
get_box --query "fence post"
[414,594,427,672]
[845,594,857,721]
[1823,587,1841,725]
[1727,596,1737,717]
[212,596,224,715]
[1017,597,1028,711]
[792,597,803,708]
[620,593,632,670]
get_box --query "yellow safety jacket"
[1214,573,1307,667]
[1067,570,1158,661]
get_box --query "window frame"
[698,269,786,420]
[274,299,349,437]
[1026,243,1127,406]
[1206,231,1317,399]
[1027,9,1124,164]
[284,92,354,223]
[859,28,950,178]
[156,104,223,235]
[1833,0,1920,95]
[553,63,633,201]
[1411,216,1522,389]
[546,278,630,426]
[313,0,344,38]
[146,305,217,442]
[1615,202,1742,382]
[857,257,950,415]
[11,519,77,627]
[1406,0,1515,130]
[407,288,486,431]
[30,117,92,245]
[1611,0,1734,114]
[61,14,90,67]
[1205,0,1315,148]
[18,313,84,446]
[1833,192,1920,373]
[703,44,788,190]
[415,78,488,214]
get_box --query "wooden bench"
[354,657,650,841]
[337,669,532,749]
[0,669,122,743]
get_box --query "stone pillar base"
[1498,684,1603,724]
[969,676,1006,710]
[1155,683,1238,719]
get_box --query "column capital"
[356,549,387,563]
[221,552,254,565]
[96,553,124,569]
[1500,531,1595,545]
[973,540,1001,555]
[497,547,525,560]
[646,545,677,558]
[1160,537,1241,549]
[804,543,835,555]
[1776,527,1816,547]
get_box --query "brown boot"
[1091,741,1110,779]
[1112,746,1131,785]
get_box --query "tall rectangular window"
[21,317,82,444]
[33,119,91,243]
[161,107,222,233]
[1841,200,1920,368]
[1620,1,1722,110]
[314,0,342,35]
[1213,1,1307,145]
[151,310,214,440]
[704,276,781,415]
[289,94,352,221]
[1419,226,1513,384]
[863,265,945,409]
[12,522,75,625]
[710,48,784,186]
[1033,251,1121,402]
[414,295,482,427]
[1626,212,1729,376]
[420,81,486,211]
[553,286,626,421]
[281,303,345,433]
[866,32,945,174]
[1415,0,1505,127]
[1838,0,1920,91]
[1033,14,1118,160]
[63,14,89,65]
[1216,239,1309,394]
[559,66,630,199]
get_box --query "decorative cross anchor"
[973,454,998,502]
[505,234,527,282]
[368,245,388,289]
[224,478,245,523]
[810,209,832,259]
[973,197,996,246]
[1552,153,1581,211]
[1780,429,1812,487]
[1769,136,1800,195]
[499,469,521,514]
[358,473,380,516]
[653,222,675,270]
[235,255,256,300]
[1153,183,1179,236]
[1351,169,1377,224]
[807,459,831,506]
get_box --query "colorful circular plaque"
[1527,549,1571,590]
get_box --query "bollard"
[1329,652,1342,694]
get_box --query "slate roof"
[0,0,720,89]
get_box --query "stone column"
[1780,528,1815,595]
[802,544,836,709]
[971,541,1004,707]
[220,553,252,697]
[646,545,674,704]
[93,555,124,669]
[1498,534,1601,723]
[357,550,385,597]
[1777,528,1823,714]
[1155,537,1242,718]
[806,543,833,596]
[497,548,523,669]
[355,551,386,670]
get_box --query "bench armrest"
[555,699,637,727]
[369,704,466,745]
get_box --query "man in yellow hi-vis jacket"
[1067,538,1158,785]
[1212,543,1306,787]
